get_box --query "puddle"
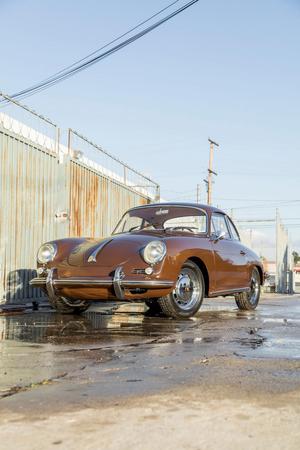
[0,310,192,346]
[1,297,300,396]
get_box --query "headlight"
[37,243,57,264]
[142,241,166,265]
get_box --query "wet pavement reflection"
[1,296,300,398]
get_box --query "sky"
[1,0,300,258]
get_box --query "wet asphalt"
[1,295,300,415]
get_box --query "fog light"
[145,267,153,275]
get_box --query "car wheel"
[235,267,261,310]
[49,296,90,314]
[158,260,204,319]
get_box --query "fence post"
[155,185,160,203]
[67,128,72,156]
[276,209,291,294]
[54,127,69,239]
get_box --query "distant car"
[30,203,264,318]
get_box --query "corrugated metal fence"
[0,92,158,304]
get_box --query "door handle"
[240,250,246,256]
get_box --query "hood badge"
[88,238,113,263]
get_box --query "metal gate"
[236,210,292,294]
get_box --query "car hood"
[63,233,164,267]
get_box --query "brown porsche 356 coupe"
[30,203,264,318]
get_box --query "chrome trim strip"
[55,279,112,286]
[124,280,174,288]
[87,238,113,263]
[30,278,46,285]
[209,287,250,297]
[30,276,174,290]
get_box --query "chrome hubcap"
[249,272,260,305]
[172,268,201,311]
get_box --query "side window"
[211,213,230,239]
[227,217,240,241]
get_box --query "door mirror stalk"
[211,231,226,242]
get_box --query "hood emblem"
[88,238,113,263]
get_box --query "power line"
[7,0,199,101]
[162,188,196,194]
[215,197,300,202]
[9,0,181,99]
[239,224,300,228]
[236,218,300,222]
[227,200,300,210]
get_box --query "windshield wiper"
[128,224,163,232]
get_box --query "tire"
[145,299,164,316]
[158,260,205,319]
[235,267,261,311]
[49,296,90,314]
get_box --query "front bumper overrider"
[29,267,174,301]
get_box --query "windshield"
[113,206,207,235]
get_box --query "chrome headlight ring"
[37,243,57,264]
[142,241,166,265]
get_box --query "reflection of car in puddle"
[0,305,267,354]
[0,311,146,345]
[0,310,191,346]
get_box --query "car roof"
[130,202,226,215]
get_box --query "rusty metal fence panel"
[0,92,158,305]
[0,127,64,303]
[69,161,148,238]
[67,129,159,202]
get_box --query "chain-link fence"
[235,211,292,294]
[68,129,159,201]
[0,91,58,153]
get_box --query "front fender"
[158,237,216,293]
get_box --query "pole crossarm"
[208,138,219,147]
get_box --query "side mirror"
[211,231,226,242]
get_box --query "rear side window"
[211,213,230,239]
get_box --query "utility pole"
[205,138,219,205]
[196,184,201,203]
[275,208,279,293]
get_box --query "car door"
[210,213,248,292]
[225,215,250,287]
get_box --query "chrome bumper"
[30,267,174,301]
